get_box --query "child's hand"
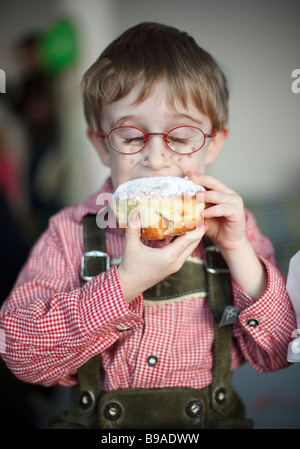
[187,172,247,253]
[187,171,268,300]
[117,211,207,303]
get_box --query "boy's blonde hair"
[81,22,229,132]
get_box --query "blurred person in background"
[12,34,62,236]
[0,32,65,417]
[0,101,29,302]
[0,101,37,428]
[0,23,75,428]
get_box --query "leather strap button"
[104,402,123,421]
[79,390,95,409]
[247,318,259,327]
[214,387,226,405]
[185,399,203,418]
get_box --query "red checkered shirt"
[0,178,296,388]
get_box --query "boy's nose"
[142,135,172,169]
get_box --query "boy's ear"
[205,126,229,166]
[87,128,111,167]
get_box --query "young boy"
[0,22,296,429]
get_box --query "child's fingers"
[202,189,243,207]
[201,190,244,219]
[177,226,207,263]
[128,209,141,229]
[183,223,208,241]
[187,171,236,195]
[164,223,207,263]
[124,210,142,245]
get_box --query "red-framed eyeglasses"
[98,126,217,155]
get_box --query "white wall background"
[113,0,300,202]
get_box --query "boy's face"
[88,81,227,191]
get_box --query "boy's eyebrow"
[110,113,204,130]
[173,113,203,126]
[111,115,136,129]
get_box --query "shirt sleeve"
[0,215,144,387]
[231,209,296,372]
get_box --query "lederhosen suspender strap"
[49,214,253,429]
[81,214,110,281]
[205,246,237,414]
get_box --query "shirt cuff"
[80,265,144,337]
[232,257,295,335]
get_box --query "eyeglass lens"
[109,126,205,154]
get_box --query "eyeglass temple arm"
[205,128,217,138]
[98,131,107,139]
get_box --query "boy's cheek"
[180,157,206,175]
[109,162,135,190]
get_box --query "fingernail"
[129,210,140,229]
[185,224,205,240]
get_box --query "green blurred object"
[38,18,78,72]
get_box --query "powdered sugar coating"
[114,176,205,200]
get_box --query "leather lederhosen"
[49,214,253,429]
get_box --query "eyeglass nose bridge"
[143,132,169,150]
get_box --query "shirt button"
[147,355,158,366]
[247,318,259,327]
